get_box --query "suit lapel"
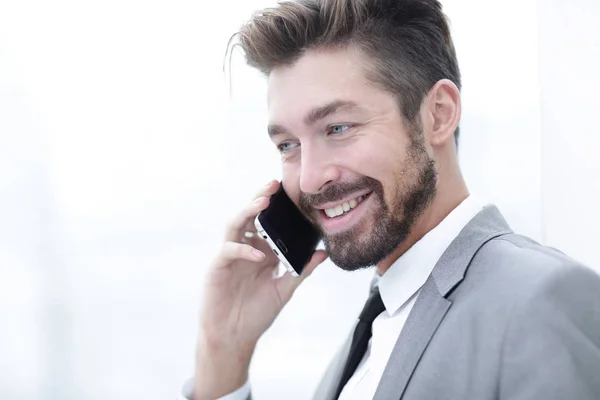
[373,205,513,400]
[312,329,354,400]
[373,277,451,400]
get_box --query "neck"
[376,173,469,275]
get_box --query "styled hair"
[235,0,462,143]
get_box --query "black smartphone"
[254,183,322,276]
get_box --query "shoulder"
[465,233,600,328]
[476,237,600,398]
[471,233,599,295]
[452,232,600,326]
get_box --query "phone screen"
[257,184,321,275]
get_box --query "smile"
[323,193,370,218]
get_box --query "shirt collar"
[377,195,485,316]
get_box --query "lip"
[317,192,374,234]
[312,190,373,210]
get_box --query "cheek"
[345,141,407,204]
[344,140,398,181]
[281,164,302,206]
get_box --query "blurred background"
[0,0,598,399]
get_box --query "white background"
[0,0,598,399]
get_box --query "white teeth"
[323,194,368,219]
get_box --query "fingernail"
[252,249,265,259]
[254,197,265,204]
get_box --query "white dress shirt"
[181,196,484,400]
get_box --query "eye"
[276,141,299,153]
[328,124,352,135]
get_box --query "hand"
[193,180,328,399]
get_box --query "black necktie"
[334,286,386,399]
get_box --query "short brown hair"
[235,0,462,143]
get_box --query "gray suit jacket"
[311,205,600,400]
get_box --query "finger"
[217,241,266,264]
[240,230,257,244]
[252,180,280,201]
[243,231,257,239]
[224,196,270,241]
[224,181,280,241]
[276,250,328,299]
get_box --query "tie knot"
[358,287,385,323]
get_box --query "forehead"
[266,48,391,124]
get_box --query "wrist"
[193,333,255,400]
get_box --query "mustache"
[299,177,382,212]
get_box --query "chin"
[324,211,413,271]
[323,233,386,272]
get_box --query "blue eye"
[329,124,351,135]
[277,141,298,153]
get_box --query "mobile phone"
[255,183,322,277]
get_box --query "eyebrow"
[304,99,361,126]
[267,99,362,138]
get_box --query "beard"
[299,134,437,271]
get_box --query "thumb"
[276,250,328,299]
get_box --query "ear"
[423,79,461,148]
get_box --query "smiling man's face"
[267,47,437,271]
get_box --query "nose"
[299,142,340,194]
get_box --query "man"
[183,0,600,399]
